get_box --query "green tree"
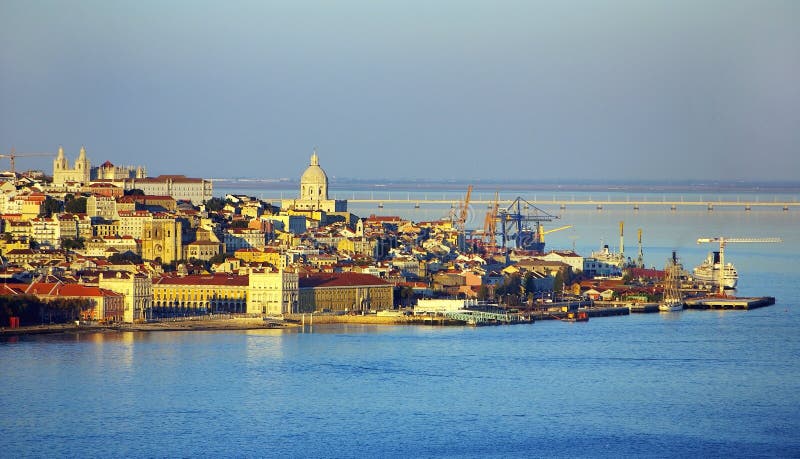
[553,270,565,294]
[204,197,226,212]
[62,237,85,250]
[64,197,87,214]
[108,251,143,264]
[124,188,145,196]
[41,196,63,217]
[477,285,489,301]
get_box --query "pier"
[684,296,775,310]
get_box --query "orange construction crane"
[0,147,52,178]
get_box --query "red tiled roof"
[299,272,390,289]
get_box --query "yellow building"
[152,274,248,315]
[247,268,298,315]
[141,215,183,264]
[53,146,91,185]
[298,272,393,313]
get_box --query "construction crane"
[696,237,782,295]
[497,197,558,252]
[0,148,52,181]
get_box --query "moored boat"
[660,251,685,312]
[561,311,589,322]
[693,251,738,289]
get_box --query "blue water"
[2,191,800,457]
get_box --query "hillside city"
[0,147,650,326]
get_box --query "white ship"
[693,251,738,289]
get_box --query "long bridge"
[261,196,798,210]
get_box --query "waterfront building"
[298,272,393,313]
[2,282,125,322]
[281,151,347,213]
[247,268,299,315]
[152,274,248,315]
[53,146,91,185]
[99,271,153,322]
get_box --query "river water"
[2,188,799,457]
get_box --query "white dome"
[300,152,328,185]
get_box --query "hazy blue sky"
[1,0,798,182]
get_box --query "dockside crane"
[498,197,558,251]
[481,191,500,252]
[696,237,782,295]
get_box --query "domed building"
[282,150,347,213]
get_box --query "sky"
[1,0,798,182]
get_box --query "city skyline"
[1,1,798,182]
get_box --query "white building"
[538,251,585,273]
[414,298,478,314]
[247,269,299,315]
[99,271,153,323]
[30,218,61,249]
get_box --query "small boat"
[658,299,684,312]
[561,311,589,322]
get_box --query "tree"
[108,251,143,264]
[208,253,227,265]
[124,188,145,196]
[64,197,87,214]
[477,285,489,302]
[62,237,85,250]
[204,197,226,212]
[42,196,63,217]
[553,271,565,294]
[229,220,249,229]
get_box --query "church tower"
[75,146,91,183]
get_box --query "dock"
[684,296,775,310]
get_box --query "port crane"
[497,197,558,251]
[481,191,500,252]
[0,148,52,183]
[696,237,782,295]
